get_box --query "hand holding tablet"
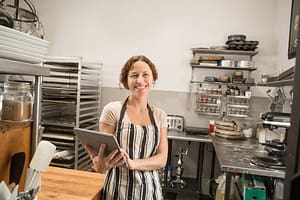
[74,128,121,156]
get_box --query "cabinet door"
[0,122,31,191]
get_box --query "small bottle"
[167,165,172,183]
[226,86,231,96]
[245,87,251,97]
[234,86,240,96]
[209,120,215,135]
[230,86,234,95]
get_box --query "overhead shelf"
[191,48,258,56]
[190,80,255,87]
[257,79,294,87]
[0,58,50,76]
[190,64,257,71]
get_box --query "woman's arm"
[122,127,168,171]
[85,122,124,173]
[99,121,116,134]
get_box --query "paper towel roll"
[30,140,56,171]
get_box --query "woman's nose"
[136,74,143,82]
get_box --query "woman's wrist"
[97,167,107,174]
[128,159,137,170]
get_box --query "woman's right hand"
[85,144,125,174]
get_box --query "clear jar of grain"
[1,81,33,121]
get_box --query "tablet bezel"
[74,128,121,155]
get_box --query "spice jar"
[1,81,33,121]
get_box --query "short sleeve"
[153,107,168,128]
[99,102,121,127]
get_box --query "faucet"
[170,147,189,189]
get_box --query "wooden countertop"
[37,166,105,200]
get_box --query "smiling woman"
[85,55,168,200]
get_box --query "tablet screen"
[74,128,121,155]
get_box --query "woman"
[86,55,168,199]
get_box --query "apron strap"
[147,104,158,133]
[116,97,129,137]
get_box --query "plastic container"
[243,128,253,138]
[1,81,33,121]
[257,126,266,144]
[242,119,254,138]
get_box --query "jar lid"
[4,81,31,90]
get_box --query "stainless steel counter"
[213,136,285,179]
[167,131,212,143]
[167,131,287,199]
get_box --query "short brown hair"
[119,55,158,89]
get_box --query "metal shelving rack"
[190,49,257,118]
[40,56,102,170]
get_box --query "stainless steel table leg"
[195,142,205,199]
[209,148,216,197]
[224,172,232,200]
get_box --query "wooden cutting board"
[38,167,105,200]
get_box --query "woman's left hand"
[121,150,135,170]
[86,144,125,173]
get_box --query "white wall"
[32,0,290,96]
[276,0,295,71]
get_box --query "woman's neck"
[127,96,148,112]
[126,95,151,125]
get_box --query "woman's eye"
[143,73,150,78]
[129,74,138,79]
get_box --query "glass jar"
[1,81,33,121]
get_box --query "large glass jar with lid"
[1,81,33,121]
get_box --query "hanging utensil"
[9,152,25,186]
[25,140,56,191]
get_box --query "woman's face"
[127,60,154,97]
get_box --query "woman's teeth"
[136,86,146,90]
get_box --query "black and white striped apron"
[101,97,162,200]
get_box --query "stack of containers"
[0,25,49,64]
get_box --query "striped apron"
[101,97,163,200]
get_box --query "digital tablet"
[74,128,121,155]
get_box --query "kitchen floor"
[176,194,199,200]
[165,193,212,200]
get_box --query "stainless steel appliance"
[166,115,184,132]
[251,112,291,170]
